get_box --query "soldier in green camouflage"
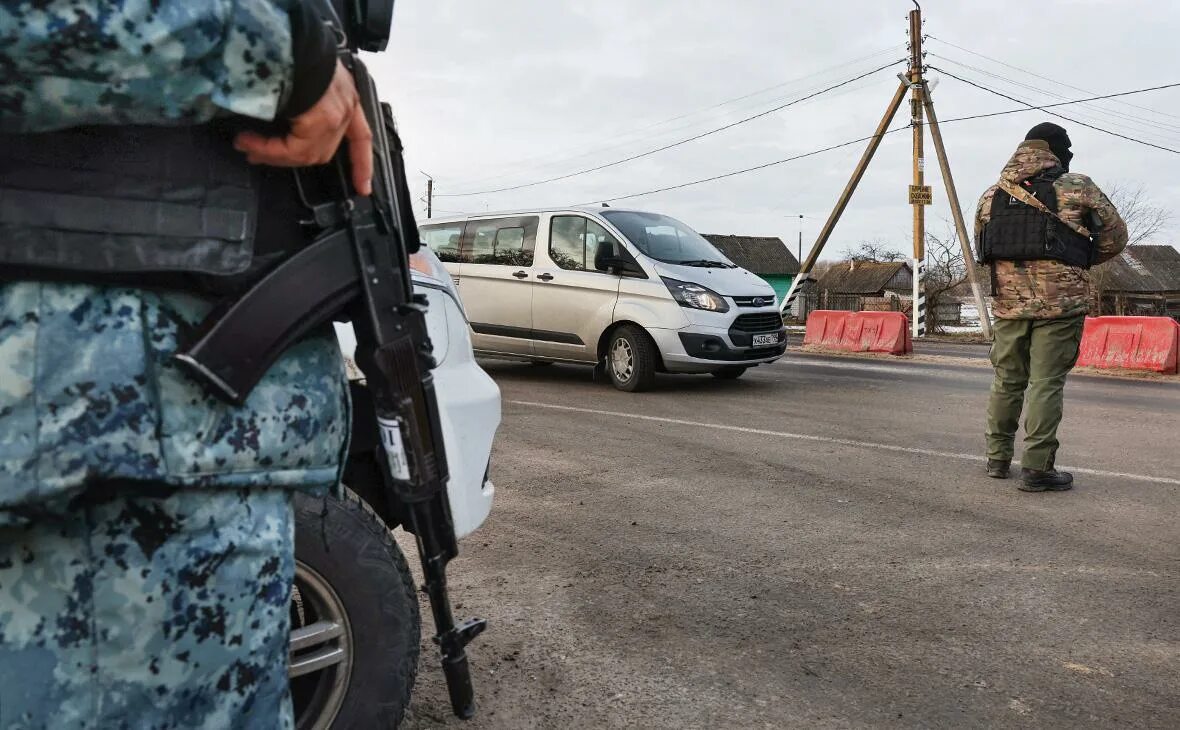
[974,123,1127,492]
[0,1,373,726]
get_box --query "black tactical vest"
[978,169,1095,269]
[0,123,308,295]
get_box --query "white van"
[420,207,787,391]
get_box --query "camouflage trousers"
[0,485,294,729]
[985,315,1085,471]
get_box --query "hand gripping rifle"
[173,1,486,719]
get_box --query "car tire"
[711,366,748,380]
[291,487,420,730]
[606,325,657,392]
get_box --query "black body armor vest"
[0,123,308,295]
[978,169,1095,269]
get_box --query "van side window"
[549,216,621,272]
[419,223,464,263]
[462,216,538,266]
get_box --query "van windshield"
[600,211,733,267]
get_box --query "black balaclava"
[1025,122,1073,171]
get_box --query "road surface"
[402,353,1179,729]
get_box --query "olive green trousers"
[985,315,1085,471]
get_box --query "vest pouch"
[0,124,259,282]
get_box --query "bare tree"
[1089,183,1172,314]
[923,225,971,334]
[851,239,907,263]
[1107,182,1173,245]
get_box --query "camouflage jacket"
[0,1,297,132]
[974,140,1128,319]
[0,2,349,525]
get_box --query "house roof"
[702,235,800,276]
[817,260,912,294]
[1096,245,1180,293]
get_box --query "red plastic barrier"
[1076,316,1180,374]
[803,310,912,355]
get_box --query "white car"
[290,246,501,728]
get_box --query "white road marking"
[508,400,1180,487]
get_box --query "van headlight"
[661,277,730,313]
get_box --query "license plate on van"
[752,334,778,347]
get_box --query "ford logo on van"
[752,298,767,307]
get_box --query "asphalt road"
[402,354,1179,729]
[912,340,991,359]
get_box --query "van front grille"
[732,295,777,308]
[730,312,784,333]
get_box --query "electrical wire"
[926,34,1180,122]
[436,58,905,197]
[931,67,1180,154]
[440,45,906,190]
[933,82,1180,125]
[572,80,1180,206]
[929,52,1180,139]
[573,126,911,205]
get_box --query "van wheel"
[606,325,656,392]
[712,366,748,380]
[291,487,420,730]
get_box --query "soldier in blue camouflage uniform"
[0,1,374,726]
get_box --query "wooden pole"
[908,6,927,338]
[779,81,909,314]
[920,84,994,339]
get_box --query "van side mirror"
[595,255,645,277]
[594,241,645,277]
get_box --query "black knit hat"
[1025,122,1073,170]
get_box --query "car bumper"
[645,323,787,372]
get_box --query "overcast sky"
[368,1,1180,260]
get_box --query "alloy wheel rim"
[611,337,634,382]
[290,559,354,730]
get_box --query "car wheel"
[291,487,420,730]
[711,366,748,380]
[606,325,656,392]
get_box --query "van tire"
[712,366,748,380]
[291,488,420,730]
[605,325,657,392]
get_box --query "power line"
[441,45,906,190]
[437,58,905,198]
[574,80,1180,206]
[931,67,1180,154]
[934,81,1180,125]
[926,34,1180,122]
[575,127,910,205]
[928,52,1180,139]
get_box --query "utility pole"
[421,171,434,219]
[908,2,928,339]
[796,214,804,265]
[778,1,992,341]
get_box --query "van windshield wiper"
[677,259,733,268]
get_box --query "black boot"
[1019,468,1073,492]
[986,459,1010,479]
